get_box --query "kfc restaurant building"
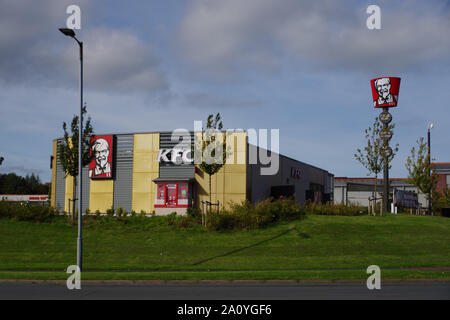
[51,131,333,215]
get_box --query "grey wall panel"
[159,131,194,179]
[55,140,66,210]
[75,166,90,213]
[113,134,134,212]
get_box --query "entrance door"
[167,184,177,206]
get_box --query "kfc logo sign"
[89,135,114,179]
[156,148,193,164]
[371,77,401,108]
[291,167,301,180]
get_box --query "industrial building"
[50,131,334,215]
[334,162,450,210]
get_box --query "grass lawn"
[0,214,449,280]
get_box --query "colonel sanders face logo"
[89,138,112,178]
[372,77,400,108]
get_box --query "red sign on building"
[89,135,113,179]
[370,77,401,108]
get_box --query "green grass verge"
[0,214,449,280]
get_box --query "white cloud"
[0,0,169,95]
[179,0,450,78]
[65,28,169,93]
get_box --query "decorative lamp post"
[370,77,401,213]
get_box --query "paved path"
[0,282,448,300]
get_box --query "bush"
[106,206,115,217]
[0,201,57,223]
[304,202,367,216]
[207,199,304,231]
[116,207,124,217]
[186,207,202,220]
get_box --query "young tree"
[405,137,438,213]
[195,113,227,223]
[58,105,94,218]
[354,117,398,215]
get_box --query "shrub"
[207,199,304,231]
[116,207,124,217]
[186,207,202,220]
[0,201,57,223]
[304,202,367,216]
[106,206,115,217]
[140,210,146,216]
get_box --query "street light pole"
[59,28,83,271]
[428,123,434,216]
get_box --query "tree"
[58,105,94,218]
[405,137,438,212]
[0,173,49,195]
[195,113,227,224]
[354,117,398,215]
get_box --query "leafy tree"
[194,113,228,221]
[433,187,450,215]
[57,105,94,218]
[0,173,49,195]
[354,117,398,215]
[405,137,438,212]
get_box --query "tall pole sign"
[370,77,401,213]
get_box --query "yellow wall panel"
[132,193,153,213]
[134,134,154,151]
[90,179,114,193]
[89,180,114,212]
[132,133,159,213]
[224,163,246,174]
[224,173,246,194]
[193,131,247,210]
[133,153,153,173]
[224,193,247,206]
[89,193,114,212]
[64,175,74,213]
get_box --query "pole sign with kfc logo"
[89,135,114,179]
[370,77,401,108]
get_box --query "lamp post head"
[59,28,76,38]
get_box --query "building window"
[155,183,166,206]
[154,182,191,207]
[178,184,189,206]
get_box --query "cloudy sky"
[0,0,449,182]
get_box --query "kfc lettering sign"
[89,135,114,179]
[291,167,301,180]
[371,77,401,108]
[155,148,193,164]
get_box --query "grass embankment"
[0,214,449,280]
